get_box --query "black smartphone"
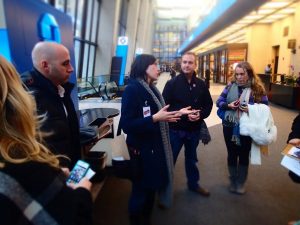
[67,160,90,184]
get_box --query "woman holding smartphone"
[0,56,93,225]
[216,61,268,195]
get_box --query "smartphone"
[67,160,90,184]
[234,100,240,106]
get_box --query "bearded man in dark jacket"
[21,41,80,168]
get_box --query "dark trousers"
[223,126,252,167]
[169,129,200,190]
[128,182,155,218]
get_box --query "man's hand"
[152,105,181,123]
[188,111,200,122]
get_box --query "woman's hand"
[228,100,240,110]
[61,167,70,177]
[239,103,248,113]
[152,105,181,123]
[289,138,300,147]
[67,177,92,191]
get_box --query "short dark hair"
[130,54,156,80]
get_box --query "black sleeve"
[73,188,93,225]
[162,80,172,106]
[287,113,300,183]
[199,82,213,120]
[289,171,300,183]
[287,113,300,142]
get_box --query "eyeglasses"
[235,73,246,76]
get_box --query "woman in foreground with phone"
[0,56,92,225]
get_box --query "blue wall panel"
[3,0,78,108]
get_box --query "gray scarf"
[137,79,174,208]
[224,82,251,125]
[224,82,251,145]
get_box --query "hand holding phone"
[68,177,92,191]
[233,100,240,106]
[67,160,90,184]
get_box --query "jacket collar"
[31,68,74,95]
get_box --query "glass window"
[118,0,129,36]
[85,0,93,40]
[75,0,84,38]
[91,1,100,42]
[55,0,65,12]
[74,40,81,76]
[46,0,100,81]
[66,1,77,28]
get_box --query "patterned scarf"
[137,79,174,207]
[224,82,251,145]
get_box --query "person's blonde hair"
[232,61,266,102]
[0,56,60,167]
[182,52,197,64]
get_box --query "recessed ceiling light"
[267,14,287,19]
[262,2,290,9]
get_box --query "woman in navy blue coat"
[120,54,186,225]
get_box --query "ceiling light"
[279,8,296,14]
[257,19,276,23]
[255,9,274,14]
[244,15,264,20]
[267,14,288,19]
[262,2,290,9]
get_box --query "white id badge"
[143,106,151,118]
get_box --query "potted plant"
[285,74,296,85]
[285,65,297,85]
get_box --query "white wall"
[94,0,121,77]
[137,0,154,54]
[292,2,300,76]
[270,16,295,75]
[0,0,6,28]
[125,0,155,75]
[90,0,155,78]
[125,0,141,75]
[246,2,300,77]
[246,24,271,74]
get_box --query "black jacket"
[21,69,81,167]
[162,72,213,131]
[287,113,300,183]
[0,161,92,225]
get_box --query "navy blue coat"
[120,80,168,189]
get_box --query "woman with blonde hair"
[216,61,268,195]
[0,56,93,225]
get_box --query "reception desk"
[79,107,120,138]
[269,83,300,109]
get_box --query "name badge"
[143,106,151,118]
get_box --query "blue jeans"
[169,129,201,190]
